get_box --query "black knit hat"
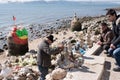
[47,35,54,42]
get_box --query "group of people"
[98,9,120,72]
[37,9,120,80]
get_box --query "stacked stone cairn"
[7,26,29,56]
[70,13,82,31]
[47,39,85,80]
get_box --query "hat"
[47,35,54,42]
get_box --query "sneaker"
[113,66,120,72]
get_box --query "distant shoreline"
[105,7,120,11]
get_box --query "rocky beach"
[0,14,107,50]
[0,6,120,79]
[0,0,119,79]
[0,14,110,80]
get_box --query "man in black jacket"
[106,9,120,71]
[37,35,64,80]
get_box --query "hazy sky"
[0,0,120,2]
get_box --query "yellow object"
[19,35,28,39]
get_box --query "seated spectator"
[97,22,113,54]
[106,9,120,71]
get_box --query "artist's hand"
[110,44,116,49]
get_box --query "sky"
[0,0,120,3]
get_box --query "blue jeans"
[38,65,48,80]
[108,44,120,56]
[113,48,120,67]
[108,44,120,67]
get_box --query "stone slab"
[85,44,101,55]
[64,55,105,80]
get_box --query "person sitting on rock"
[97,22,113,54]
[106,9,120,71]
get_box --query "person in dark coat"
[106,9,120,71]
[97,22,113,54]
[37,35,64,80]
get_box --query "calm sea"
[0,1,120,28]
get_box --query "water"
[0,1,120,29]
[0,1,119,49]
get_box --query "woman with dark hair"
[97,22,113,54]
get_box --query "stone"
[51,68,67,80]
[70,14,82,31]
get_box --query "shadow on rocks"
[83,56,94,60]
[94,47,103,56]
[69,66,95,73]
[79,66,95,73]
